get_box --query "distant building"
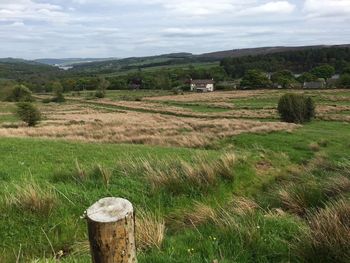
[327,75,340,88]
[331,74,340,80]
[190,79,215,92]
[303,79,326,89]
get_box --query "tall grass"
[278,181,324,216]
[3,182,57,216]
[297,199,350,263]
[136,210,165,251]
[182,201,216,227]
[52,161,112,187]
[134,152,236,194]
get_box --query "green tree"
[95,78,110,98]
[61,78,77,92]
[16,102,41,127]
[51,81,65,102]
[311,65,335,79]
[240,70,271,89]
[342,66,350,74]
[6,84,34,102]
[297,72,318,83]
[337,74,350,88]
[271,70,296,88]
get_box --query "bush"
[95,90,105,98]
[16,102,41,127]
[277,93,315,124]
[6,84,34,102]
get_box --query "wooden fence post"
[86,197,137,263]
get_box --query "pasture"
[0,89,349,262]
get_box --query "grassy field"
[0,89,349,262]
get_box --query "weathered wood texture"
[87,197,137,263]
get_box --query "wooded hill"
[1,44,350,91]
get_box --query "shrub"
[6,84,34,102]
[16,102,41,127]
[95,90,105,98]
[277,93,315,124]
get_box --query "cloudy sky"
[1,0,350,59]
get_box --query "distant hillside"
[35,58,118,66]
[220,45,350,77]
[198,44,350,59]
[0,58,43,65]
[66,44,350,74]
[0,58,62,90]
[70,52,197,73]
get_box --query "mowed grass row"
[0,120,349,262]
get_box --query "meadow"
[0,89,349,262]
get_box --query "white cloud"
[163,27,224,37]
[241,1,295,15]
[0,0,68,23]
[303,0,350,17]
[0,0,349,58]
[146,0,296,17]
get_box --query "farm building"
[190,79,215,92]
[303,79,326,89]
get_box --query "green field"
[0,90,349,262]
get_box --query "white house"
[190,79,215,92]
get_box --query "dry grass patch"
[92,99,277,119]
[144,90,278,103]
[317,114,350,123]
[0,110,298,147]
[0,98,299,147]
[308,142,321,152]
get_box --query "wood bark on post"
[86,197,137,263]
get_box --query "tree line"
[1,46,350,92]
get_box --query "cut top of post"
[87,197,133,223]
